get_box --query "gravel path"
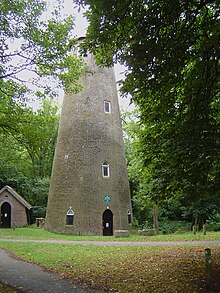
[0,238,220,246]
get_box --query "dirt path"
[1,238,220,246]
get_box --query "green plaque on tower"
[104,195,111,203]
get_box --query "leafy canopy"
[77,0,220,206]
[0,0,84,211]
[0,98,60,206]
[0,0,83,98]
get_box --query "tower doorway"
[1,202,11,228]
[102,209,113,236]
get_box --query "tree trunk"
[153,204,159,234]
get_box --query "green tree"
[14,98,60,178]
[77,0,220,223]
[0,1,85,217]
[123,109,220,229]
[122,110,157,228]
[0,98,60,206]
[0,0,83,97]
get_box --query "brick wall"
[45,53,132,235]
[0,190,29,227]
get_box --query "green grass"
[0,283,15,293]
[0,241,220,292]
[0,227,220,242]
[0,228,220,292]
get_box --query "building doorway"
[1,202,11,228]
[102,209,113,236]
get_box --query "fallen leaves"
[59,246,220,292]
[2,242,220,292]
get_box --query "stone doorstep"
[114,230,129,237]
[138,229,156,236]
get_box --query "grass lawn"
[0,283,15,293]
[0,242,220,292]
[0,228,220,292]
[0,227,220,241]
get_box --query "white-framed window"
[104,101,111,113]
[66,207,74,225]
[102,162,110,177]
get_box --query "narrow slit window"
[127,210,132,224]
[104,101,111,113]
[102,162,110,177]
[66,207,74,225]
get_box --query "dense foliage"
[122,110,220,230]
[0,0,83,97]
[0,0,84,218]
[0,98,59,212]
[77,0,220,226]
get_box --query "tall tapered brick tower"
[45,46,132,236]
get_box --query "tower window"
[102,162,110,177]
[127,210,132,224]
[66,207,74,225]
[104,101,111,113]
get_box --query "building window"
[102,162,110,177]
[66,207,74,225]
[104,101,111,113]
[127,210,132,224]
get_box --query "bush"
[30,206,46,224]
[132,217,191,234]
[206,214,220,231]
[159,220,191,234]
[132,217,153,229]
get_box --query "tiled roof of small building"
[0,185,32,210]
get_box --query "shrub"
[206,213,220,231]
[30,206,46,224]
[159,220,191,234]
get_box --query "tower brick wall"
[45,52,132,235]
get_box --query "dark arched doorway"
[1,202,11,228]
[102,209,113,236]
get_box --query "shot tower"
[45,47,132,236]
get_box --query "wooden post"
[203,224,207,235]
[205,248,212,289]
[153,204,159,235]
[193,225,196,235]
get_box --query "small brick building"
[0,185,32,228]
